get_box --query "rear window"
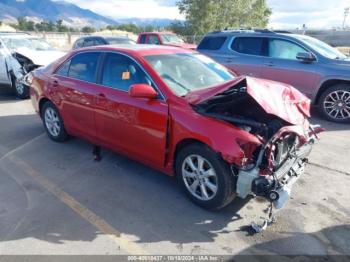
[231,37,264,56]
[68,52,100,83]
[197,36,227,50]
[139,34,147,44]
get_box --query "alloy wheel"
[182,154,218,201]
[15,79,24,95]
[44,107,61,137]
[323,90,350,120]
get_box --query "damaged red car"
[29,45,323,210]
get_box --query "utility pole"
[343,7,349,30]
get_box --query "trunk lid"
[185,76,311,125]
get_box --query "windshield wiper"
[161,74,190,92]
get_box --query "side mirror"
[296,52,316,62]
[129,84,158,99]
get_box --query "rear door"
[93,52,168,167]
[52,52,101,141]
[261,37,318,96]
[227,36,266,77]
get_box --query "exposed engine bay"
[193,80,287,140]
[12,52,41,74]
[192,78,324,211]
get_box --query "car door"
[0,40,11,85]
[51,52,101,142]
[226,36,266,77]
[93,52,168,167]
[261,37,318,97]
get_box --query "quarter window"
[56,60,70,77]
[197,36,227,50]
[68,52,100,83]
[231,37,264,56]
[101,53,152,91]
[139,34,147,44]
[268,38,307,60]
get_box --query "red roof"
[74,44,194,57]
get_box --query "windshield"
[160,34,184,44]
[145,53,235,96]
[2,37,55,51]
[107,38,136,45]
[296,35,347,60]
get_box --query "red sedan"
[29,45,322,210]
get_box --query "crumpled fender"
[0,46,23,79]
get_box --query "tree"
[82,26,96,33]
[177,0,271,35]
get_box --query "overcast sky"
[65,0,350,29]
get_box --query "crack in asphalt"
[309,162,350,176]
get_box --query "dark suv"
[198,30,350,123]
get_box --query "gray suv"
[198,30,350,123]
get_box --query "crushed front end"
[188,76,324,210]
[237,124,323,209]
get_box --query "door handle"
[97,93,106,98]
[52,80,59,87]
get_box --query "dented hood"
[185,76,311,125]
[15,48,66,66]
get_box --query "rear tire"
[319,84,350,123]
[175,143,236,210]
[42,101,68,142]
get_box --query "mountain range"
[0,0,176,28]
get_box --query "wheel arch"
[315,79,350,105]
[173,138,209,173]
[38,97,51,117]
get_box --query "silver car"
[0,33,65,98]
[198,30,350,123]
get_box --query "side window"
[68,52,100,83]
[83,38,96,47]
[139,35,147,44]
[147,35,160,45]
[74,39,83,49]
[197,36,227,50]
[268,38,307,60]
[56,60,71,77]
[231,37,264,56]
[101,53,152,91]
[94,38,106,45]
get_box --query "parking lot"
[0,92,349,257]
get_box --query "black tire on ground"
[11,74,29,99]
[319,84,350,123]
[41,101,69,142]
[175,143,236,210]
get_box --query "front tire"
[176,143,236,210]
[11,74,29,99]
[42,101,68,142]
[319,84,350,123]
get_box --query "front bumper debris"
[236,125,321,209]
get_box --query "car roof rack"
[208,28,279,34]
